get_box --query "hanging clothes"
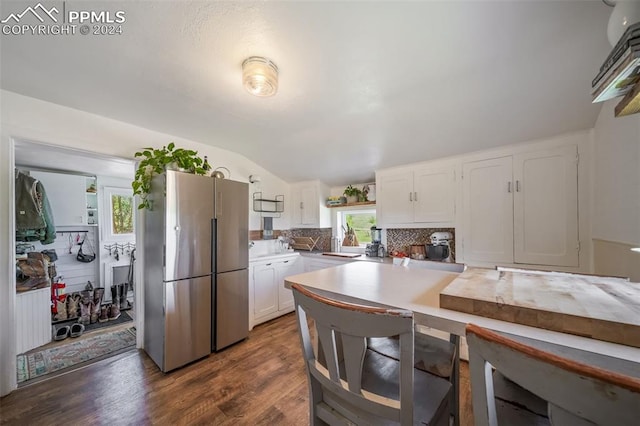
[15,170,56,244]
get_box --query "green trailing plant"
[343,184,368,202]
[132,143,207,210]
[343,185,362,198]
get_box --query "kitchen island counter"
[285,261,640,369]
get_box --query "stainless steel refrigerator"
[144,171,248,372]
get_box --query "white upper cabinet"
[377,164,455,227]
[461,146,579,267]
[30,171,87,226]
[462,157,514,264]
[376,170,413,224]
[413,165,456,223]
[291,181,331,228]
[513,146,579,266]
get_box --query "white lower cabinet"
[250,255,303,329]
[16,288,51,354]
[304,257,354,272]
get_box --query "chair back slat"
[467,323,640,426]
[292,283,415,425]
[341,334,366,394]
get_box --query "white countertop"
[284,261,640,369]
[296,251,393,264]
[249,251,300,263]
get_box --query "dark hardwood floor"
[0,313,474,425]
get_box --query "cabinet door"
[462,157,514,264]
[276,257,303,311]
[291,188,303,226]
[253,263,278,319]
[376,171,414,226]
[300,185,318,225]
[413,165,455,223]
[30,171,86,226]
[513,146,579,266]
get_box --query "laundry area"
[14,141,137,385]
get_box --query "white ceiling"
[1,1,611,186]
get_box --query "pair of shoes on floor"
[53,323,85,341]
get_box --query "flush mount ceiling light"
[242,56,278,97]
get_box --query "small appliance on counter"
[410,244,426,260]
[426,231,454,262]
[365,227,385,257]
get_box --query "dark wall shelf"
[253,192,284,215]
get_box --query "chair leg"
[450,334,460,426]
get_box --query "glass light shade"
[607,1,640,46]
[242,56,278,97]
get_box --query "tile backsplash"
[249,228,333,252]
[287,228,332,252]
[386,228,455,260]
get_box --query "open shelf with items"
[253,192,284,216]
[85,177,98,225]
[326,201,376,208]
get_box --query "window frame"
[101,186,135,241]
[335,208,377,253]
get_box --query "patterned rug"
[17,328,136,383]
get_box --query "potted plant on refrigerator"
[132,143,208,210]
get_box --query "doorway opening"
[13,139,138,386]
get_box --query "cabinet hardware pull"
[300,202,303,209]
[516,180,521,192]
[508,182,512,193]
[414,192,418,201]
[266,263,272,266]
[409,192,412,202]
[283,260,289,263]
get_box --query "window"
[103,186,135,241]
[337,209,376,249]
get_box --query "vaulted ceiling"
[1,1,611,185]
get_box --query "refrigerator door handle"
[211,218,217,274]
[215,191,222,218]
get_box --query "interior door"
[462,157,514,264]
[513,146,579,266]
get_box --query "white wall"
[592,99,640,280]
[592,100,640,245]
[0,90,291,396]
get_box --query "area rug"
[17,328,136,383]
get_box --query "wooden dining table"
[284,261,640,377]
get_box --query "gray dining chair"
[466,323,640,426]
[291,283,452,426]
[368,258,464,425]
